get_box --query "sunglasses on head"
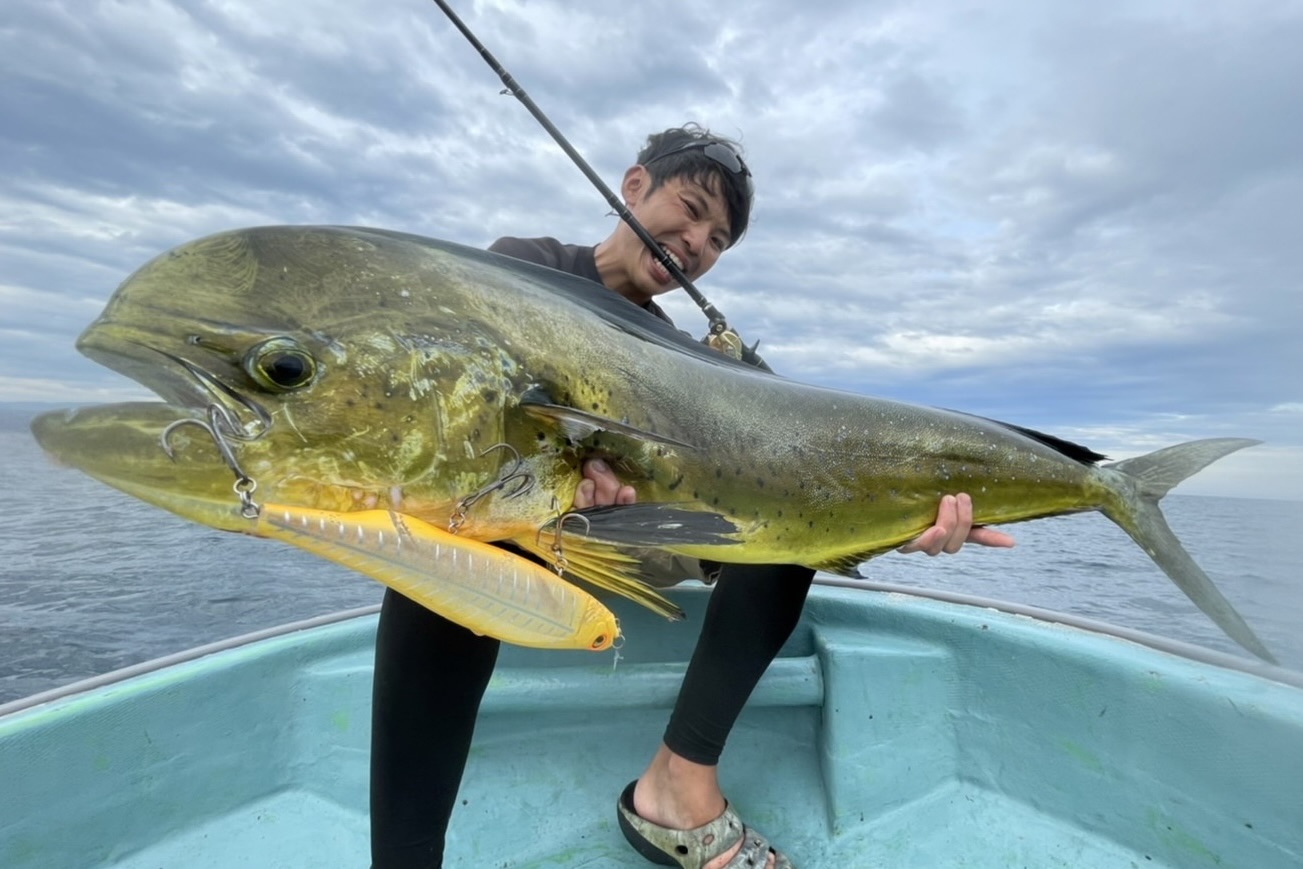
[646,140,753,197]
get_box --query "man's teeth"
[659,249,684,271]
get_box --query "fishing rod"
[429,0,741,348]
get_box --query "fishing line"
[429,0,737,341]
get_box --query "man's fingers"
[942,494,972,554]
[967,526,1016,548]
[573,478,596,510]
[583,458,622,504]
[899,520,948,556]
[928,495,958,556]
[899,527,942,556]
[898,493,1016,555]
[574,458,638,508]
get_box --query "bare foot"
[632,745,777,869]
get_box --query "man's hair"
[637,124,753,247]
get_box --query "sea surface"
[2,403,1301,704]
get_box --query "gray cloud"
[2,0,1300,498]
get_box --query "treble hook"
[536,508,593,576]
[448,443,536,532]
[160,404,267,520]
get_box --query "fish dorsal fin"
[995,421,1109,464]
[518,386,695,448]
[944,407,1108,465]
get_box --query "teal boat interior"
[2,580,1301,868]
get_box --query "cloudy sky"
[3,0,1300,499]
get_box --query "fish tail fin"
[1099,438,1275,663]
[1107,438,1262,500]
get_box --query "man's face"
[624,171,734,299]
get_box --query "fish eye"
[245,338,317,391]
[590,634,608,650]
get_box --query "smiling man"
[369,124,1013,869]
[589,134,750,305]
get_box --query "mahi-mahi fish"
[29,225,1275,661]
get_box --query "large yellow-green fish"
[30,226,1274,661]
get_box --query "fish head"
[34,226,515,530]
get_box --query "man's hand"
[897,493,1016,556]
[572,458,637,509]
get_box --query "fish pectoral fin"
[512,534,686,622]
[545,503,740,547]
[519,386,695,449]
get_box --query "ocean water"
[2,404,1301,704]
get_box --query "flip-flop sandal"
[617,780,795,869]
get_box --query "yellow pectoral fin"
[255,504,618,651]
[512,533,685,622]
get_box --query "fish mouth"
[30,402,256,534]
[32,324,274,532]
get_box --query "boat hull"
[1,583,1300,868]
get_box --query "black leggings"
[369,562,815,868]
[662,562,815,764]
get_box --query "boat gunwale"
[0,604,382,718]
[821,578,1303,688]
[2,580,1298,719]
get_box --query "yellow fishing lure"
[255,503,618,651]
